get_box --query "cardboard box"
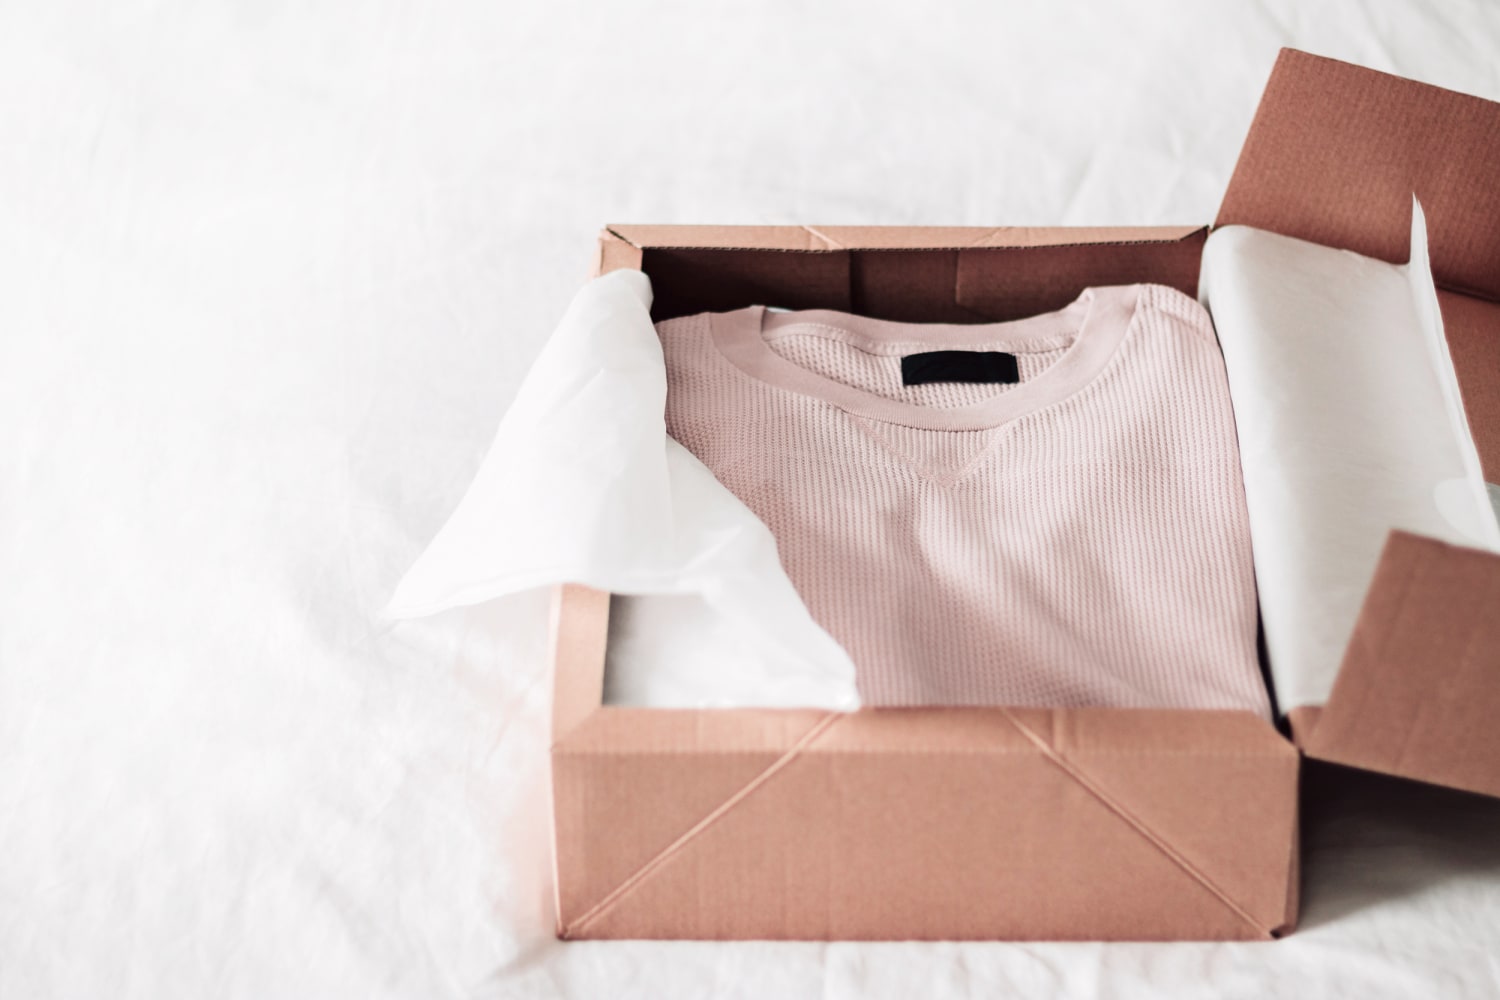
[547,49,1500,941]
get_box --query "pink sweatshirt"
[656,285,1270,716]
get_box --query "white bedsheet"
[4,2,1500,997]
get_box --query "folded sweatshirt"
[657,285,1271,715]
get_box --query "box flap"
[549,582,1297,940]
[1221,51,1500,798]
[1300,531,1500,799]
[1216,48,1500,302]
[553,704,1298,940]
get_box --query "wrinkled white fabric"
[385,268,858,710]
[1201,205,1500,711]
[7,2,1500,998]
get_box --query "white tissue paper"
[1200,199,1500,714]
[385,268,860,711]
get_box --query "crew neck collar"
[706,285,1142,431]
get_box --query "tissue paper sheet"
[385,269,859,710]
[1200,204,1500,714]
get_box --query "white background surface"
[4,2,1500,997]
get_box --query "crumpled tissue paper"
[1200,199,1500,713]
[385,268,860,710]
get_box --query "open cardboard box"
[547,49,1500,941]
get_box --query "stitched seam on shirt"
[558,711,842,939]
[996,707,1274,937]
[848,415,1005,489]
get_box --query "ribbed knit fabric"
[656,285,1270,716]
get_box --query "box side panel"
[953,232,1207,320]
[551,746,787,929]
[594,231,643,276]
[549,584,609,741]
[554,709,1297,941]
[641,246,854,322]
[1305,531,1500,799]
[1216,48,1500,301]
[848,249,972,322]
[640,229,1207,324]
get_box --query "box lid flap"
[1221,50,1500,800]
[1299,531,1500,800]
[1216,48,1500,301]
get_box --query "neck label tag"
[901,351,1020,386]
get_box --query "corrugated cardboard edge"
[547,584,610,938]
[549,584,609,741]
[1302,531,1500,799]
[602,223,1206,253]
